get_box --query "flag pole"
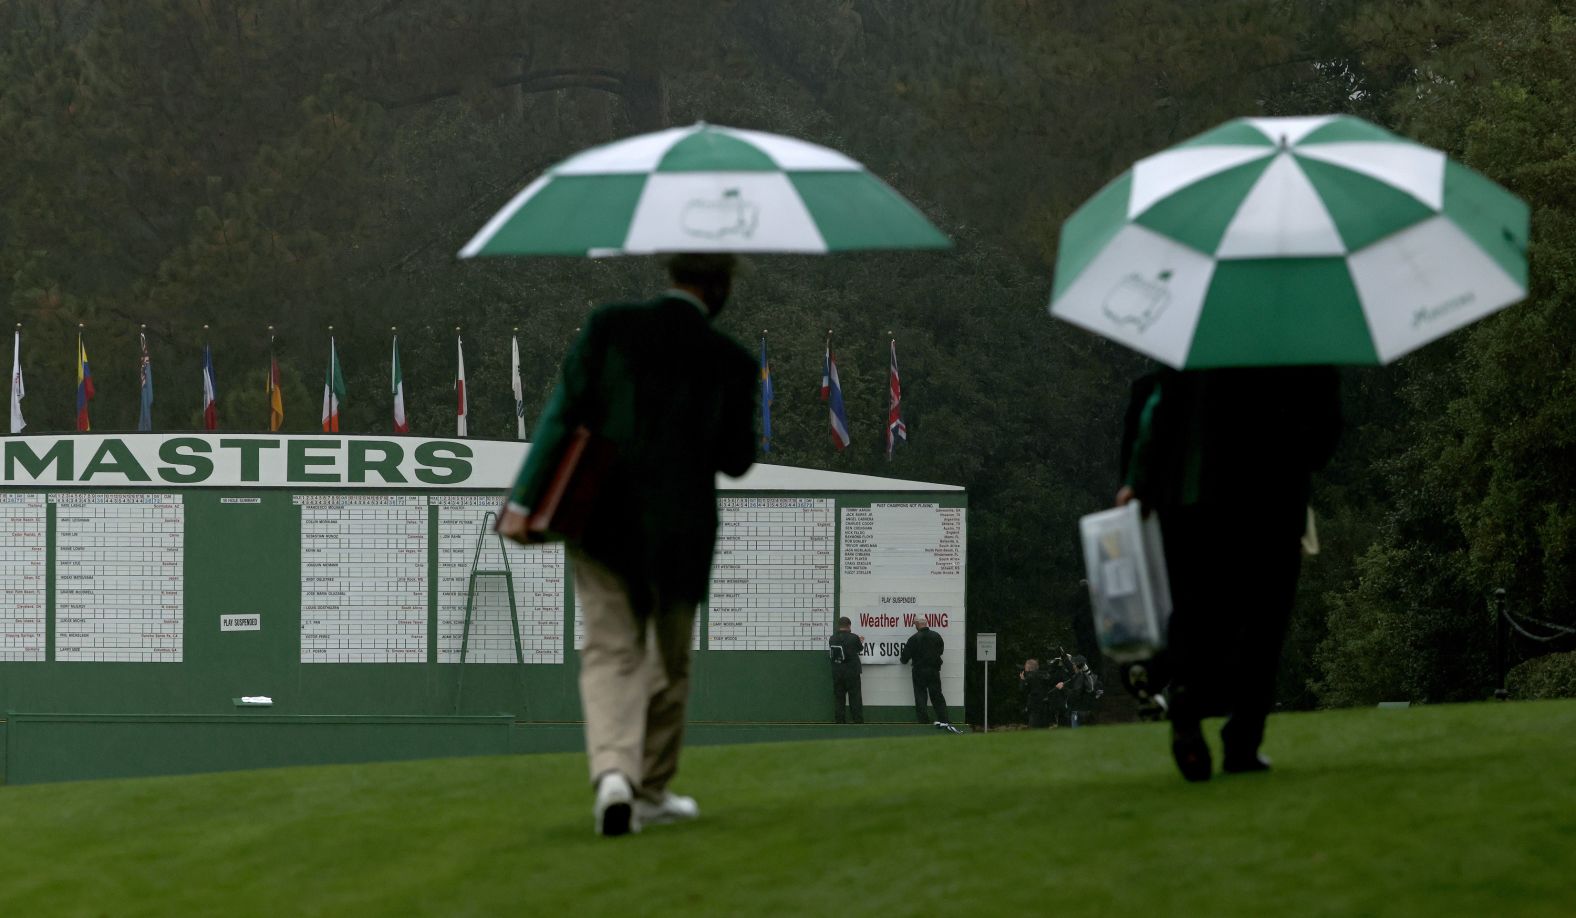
[327,324,337,434]
[454,325,467,439]
[511,326,525,440]
[77,323,88,433]
[267,325,277,433]
[202,324,214,431]
[139,323,150,433]
[392,325,409,436]
[759,328,771,453]
[9,322,22,435]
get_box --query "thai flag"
[886,339,907,460]
[821,341,850,451]
[201,343,218,430]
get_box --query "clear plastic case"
[1079,502,1173,662]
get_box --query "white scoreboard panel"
[52,493,184,663]
[432,496,565,664]
[706,497,835,651]
[297,494,428,663]
[840,503,968,708]
[1,494,48,661]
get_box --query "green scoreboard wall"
[0,434,967,741]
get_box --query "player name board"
[433,495,565,664]
[707,497,834,651]
[0,494,47,661]
[53,493,184,663]
[839,503,966,665]
[297,494,428,663]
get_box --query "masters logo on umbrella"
[1050,114,1530,368]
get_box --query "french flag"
[821,340,851,451]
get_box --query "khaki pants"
[571,548,697,800]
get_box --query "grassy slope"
[1,701,1573,917]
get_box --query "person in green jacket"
[498,253,757,837]
[1118,366,1340,781]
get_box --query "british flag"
[886,338,907,460]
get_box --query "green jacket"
[1122,366,1341,536]
[508,293,757,607]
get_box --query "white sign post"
[976,632,997,733]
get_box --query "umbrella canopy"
[460,122,950,257]
[1049,115,1530,367]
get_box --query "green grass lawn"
[2,701,1574,917]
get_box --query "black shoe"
[1170,722,1212,783]
[1222,752,1272,774]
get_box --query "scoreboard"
[0,433,966,780]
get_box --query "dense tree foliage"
[1,0,1570,716]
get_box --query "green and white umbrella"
[459,122,949,257]
[1049,115,1530,367]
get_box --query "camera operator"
[1065,655,1104,728]
[1045,649,1073,727]
[1018,659,1055,728]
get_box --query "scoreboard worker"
[900,619,949,725]
[499,253,757,837]
[828,616,865,723]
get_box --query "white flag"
[511,335,525,440]
[9,330,24,433]
[455,335,468,438]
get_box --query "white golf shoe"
[634,792,699,827]
[594,772,639,837]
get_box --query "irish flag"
[391,334,409,434]
[322,336,345,432]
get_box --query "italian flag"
[322,336,345,432]
[391,335,409,434]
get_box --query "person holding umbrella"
[1052,114,1530,781]
[497,252,756,836]
[468,122,949,833]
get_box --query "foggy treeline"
[3,0,1573,712]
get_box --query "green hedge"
[1506,652,1576,700]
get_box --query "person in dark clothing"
[1019,659,1054,728]
[900,621,948,724]
[1119,366,1341,781]
[1064,655,1103,728]
[828,617,865,724]
[1044,652,1073,727]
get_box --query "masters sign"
[0,434,530,489]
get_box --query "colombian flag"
[75,332,94,431]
